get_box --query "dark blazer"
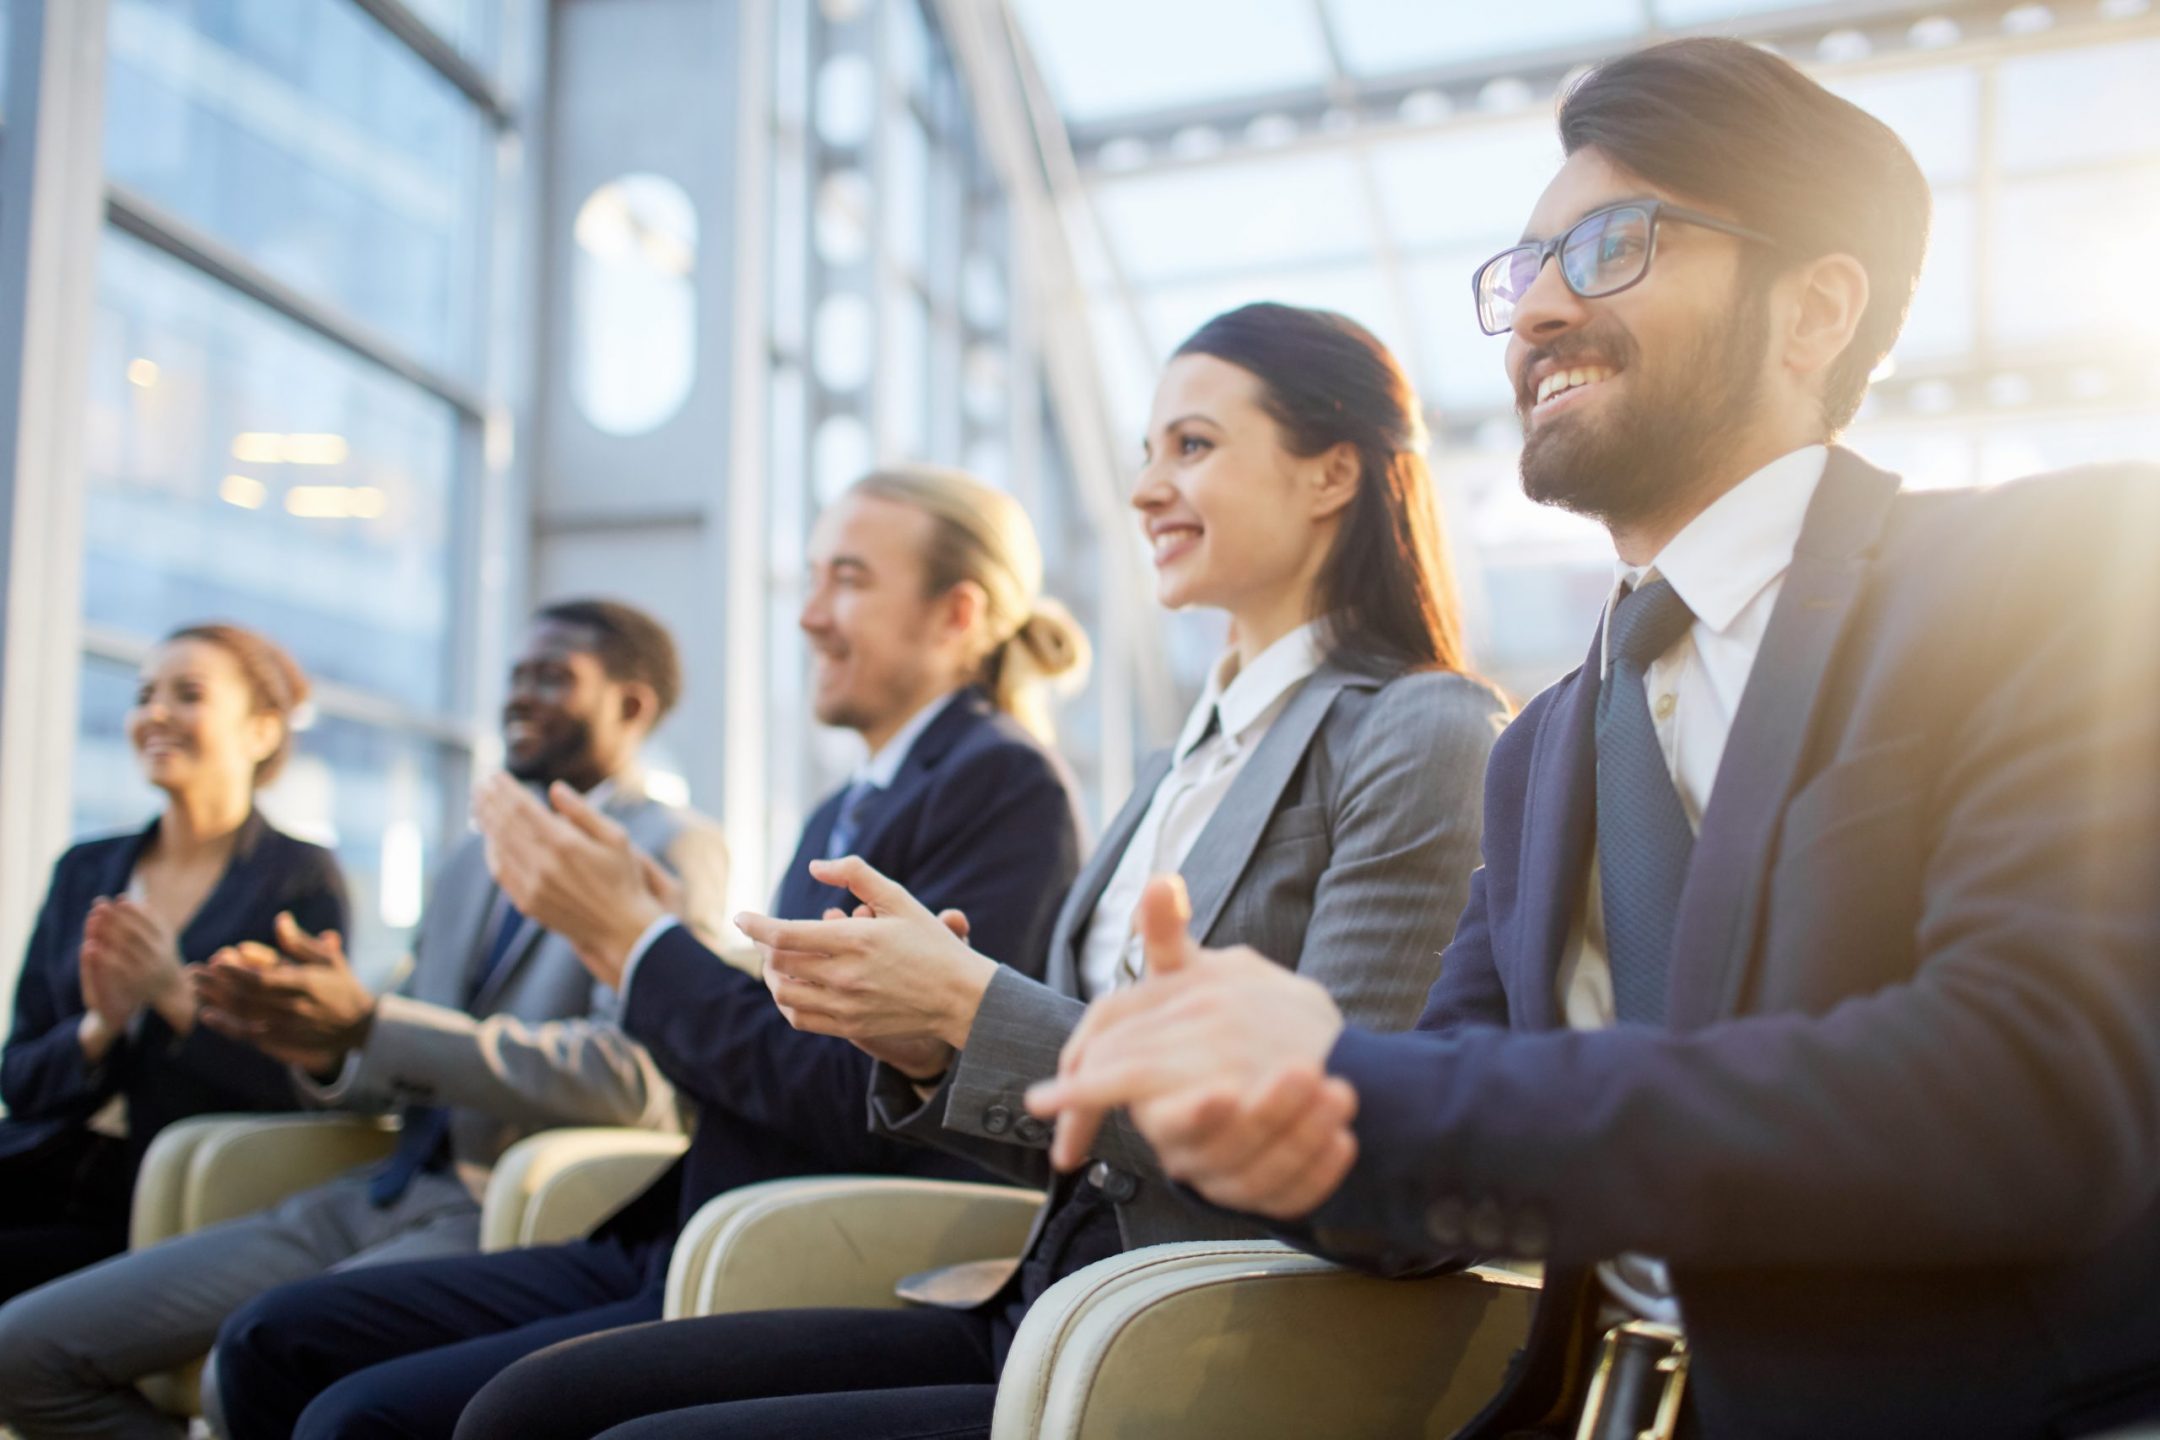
[1295,452,2160,1440]
[602,689,1086,1254]
[871,663,1506,1257]
[0,810,348,1176]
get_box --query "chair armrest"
[480,1128,690,1252]
[130,1113,399,1248]
[666,1176,1043,1319]
[992,1242,1539,1440]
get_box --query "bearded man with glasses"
[1027,36,2160,1440]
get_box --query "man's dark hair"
[1558,37,1931,430]
[535,598,683,722]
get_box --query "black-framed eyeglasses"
[1471,200,1778,336]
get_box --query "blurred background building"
[0,0,2154,996]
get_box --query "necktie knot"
[1609,577,1695,674]
[825,779,881,860]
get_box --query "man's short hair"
[1558,37,1931,430]
[535,598,683,723]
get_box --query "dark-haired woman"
[0,624,347,1299]
[455,302,1510,1440]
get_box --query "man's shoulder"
[1877,461,2157,572]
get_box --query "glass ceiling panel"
[1089,151,1372,285]
[1830,67,1980,185]
[1894,188,1977,365]
[1405,254,1517,412]
[1652,0,1811,23]
[1368,120,1564,252]
[1988,167,2160,349]
[1013,0,1330,125]
[1323,0,1641,79]
[1996,39,2160,174]
[1140,265,1404,369]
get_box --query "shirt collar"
[1176,620,1326,761]
[856,689,962,789]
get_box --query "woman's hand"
[82,897,194,1035]
[737,857,998,1053]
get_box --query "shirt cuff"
[618,915,682,1003]
[294,1044,365,1105]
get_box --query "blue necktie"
[823,779,880,861]
[368,894,525,1207]
[1595,578,1697,1026]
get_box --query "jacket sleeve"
[889,676,1509,1197]
[624,744,1083,1171]
[327,821,732,1133]
[0,850,111,1124]
[1303,478,2160,1276]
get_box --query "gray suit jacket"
[872,660,1507,1251]
[303,774,730,1191]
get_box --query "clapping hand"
[1023,875,1360,1220]
[471,775,668,987]
[195,912,373,1074]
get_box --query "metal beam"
[106,184,488,420]
[349,0,516,130]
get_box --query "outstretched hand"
[194,911,371,1074]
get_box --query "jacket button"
[1424,1197,1466,1247]
[1086,1161,1139,1204]
[1013,1116,1049,1145]
[982,1104,1013,1135]
[1468,1198,1506,1252]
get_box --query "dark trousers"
[213,1236,659,1440]
[0,1131,132,1302]
[457,1305,1001,1440]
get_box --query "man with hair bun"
[206,468,1088,1440]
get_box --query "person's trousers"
[456,1305,1002,1440]
[0,1167,478,1440]
[212,1237,661,1440]
[0,1130,134,1303]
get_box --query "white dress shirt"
[1077,622,1326,1001]
[1556,444,1829,1321]
[620,693,961,997]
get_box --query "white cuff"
[294,1044,364,1106]
[618,915,681,1003]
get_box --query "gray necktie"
[1596,577,1697,1025]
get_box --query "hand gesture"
[81,896,192,1033]
[194,912,374,1074]
[1024,875,1358,1220]
[472,775,667,987]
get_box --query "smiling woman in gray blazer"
[456,302,1508,1440]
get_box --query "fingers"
[732,911,862,956]
[937,909,971,944]
[638,852,684,907]
[1146,1067,1359,1220]
[1134,875,1196,978]
[805,856,930,922]
[548,781,629,849]
[273,912,345,968]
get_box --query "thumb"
[806,855,928,921]
[1135,875,1195,978]
[549,781,627,848]
[274,912,345,968]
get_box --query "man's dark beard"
[1517,287,1771,530]
[504,715,597,787]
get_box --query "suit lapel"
[1666,449,1901,1030]
[1183,666,1365,943]
[1043,749,1173,995]
[1517,634,1602,1032]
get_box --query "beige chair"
[663,1175,1043,1318]
[127,1118,686,1419]
[131,1112,401,1417]
[664,1176,1539,1439]
[480,1127,688,1252]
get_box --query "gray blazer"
[304,774,731,1191]
[871,660,1507,1250]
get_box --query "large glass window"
[85,230,457,714]
[103,0,489,378]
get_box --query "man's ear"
[617,681,661,733]
[1310,441,1360,522]
[1783,251,1870,386]
[942,579,988,645]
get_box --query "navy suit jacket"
[1296,453,2160,1439]
[0,811,348,1177]
[603,689,1085,1255]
